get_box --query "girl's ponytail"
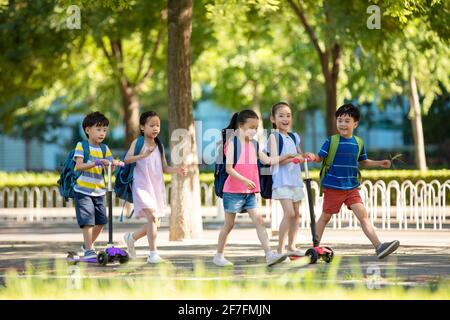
[225,112,239,131]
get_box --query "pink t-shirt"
[223,139,260,194]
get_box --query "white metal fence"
[1,180,449,230]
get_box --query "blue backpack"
[259,131,297,199]
[214,133,259,199]
[114,136,164,220]
[57,141,107,201]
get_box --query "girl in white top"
[267,102,305,257]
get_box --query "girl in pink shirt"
[213,110,296,267]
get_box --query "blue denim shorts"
[223,193,258,213]
[74,192,108,228]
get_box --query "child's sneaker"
[213,253,233,267]
[286,249,303,257]
[123,232,136,259]
[81,244,96,254]
[376,240,400,259]
[83,250,97,259]
[266,251,288,267]
[147,253,165,264]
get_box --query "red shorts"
[322,188,363,214]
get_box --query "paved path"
[0,222,449,289]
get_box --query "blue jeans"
[223,193,258,213]
[74,192,107,228]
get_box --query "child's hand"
[304,152,319,162]
[112,159,122,167]
[380,160,391,168]
[177,167,188,176]
[99,159,111,167]
[143,146,155,157]
[292,154,304,164]
[244,179,256,190]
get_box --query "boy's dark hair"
[139,111,160,136]
[335,104,360,122]
[271,101,291,129]
[82,112,109,138]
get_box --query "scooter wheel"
[305,248,318,264]
[323,247,334,263]
[119,252,129,264]
[97,251,108,266]
[67,252,78,265]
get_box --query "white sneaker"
[266,251,288,267]
[286,249,303,257]
[212,254,233,267]
[123,232,136,259]
[147,253,164,264]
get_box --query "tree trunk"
[119,83,140,148]
[325,78,338,136]
[408,65,427,172]
[167,0,202,240]
[251,80,265,142]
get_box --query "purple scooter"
[67,161,129,266]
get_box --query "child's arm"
[258,135,296,165]
[162,149,187,176]
[225,141,256,190]
[124,139,153,165]
[265,135,301,165]
[360,159,391,169]
[74,157,109,171]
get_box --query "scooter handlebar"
[291,155,320,164]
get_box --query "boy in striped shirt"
[73,112,120,259]
[308,104,400,259]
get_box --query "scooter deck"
[66,252,98,264]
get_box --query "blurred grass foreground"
[0,257,449,300]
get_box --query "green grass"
[1,258,449,300]
[1,169,449,188]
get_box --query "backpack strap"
[354,135,363,160]
[233,136,238,167]
[354,135,364,185]
[319,134,340,193]
[231,136,260,165]
[325,134,340,168]
[81,141,90,164]
[134,136,145,156]
[268,131,284,156]
[155,137,165,161]
[270,131,297,156]
[287,132,297,145]
[99,143,107,159]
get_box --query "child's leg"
[142,209,158,251]
[91,225,104,246]
[350,203,381,248]
[82,225,95,250]
[131,224,148,241]
[287,201,301,251]
[277,199,296,253]
[217,213,236,253]
[247,209,271,253]
[316,213,333,244]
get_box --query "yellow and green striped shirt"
[73,142,113,197]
